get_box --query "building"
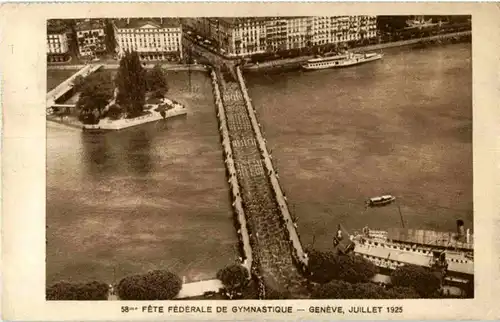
[113,18,183,61]
[75,19,107,58]
[185,16,378,57]
[47,20,70,62]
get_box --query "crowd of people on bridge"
[211,69,310,297]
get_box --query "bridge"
[211,66,309,298]
[46,64,103,108]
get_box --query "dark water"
[245,43,472,251]
[46,72,237,285]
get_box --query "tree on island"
[115,51,147,118]
[76,70,115,124]
[146,64,169,98]
[46,280,109,300]
[117,270,182,300]
[391,264,441,298]
[307,250,378,284]
[216,264,250,299]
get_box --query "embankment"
[243,30,471,72]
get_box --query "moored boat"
[302,51,383,70]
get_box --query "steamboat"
[333,219,474,295]
[302,51,383,70]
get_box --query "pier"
[211,67,309,298]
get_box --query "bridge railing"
[210,69,253,275]
[235,66,308,268]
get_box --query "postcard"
[1,2,499,320]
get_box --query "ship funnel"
[466,228,470,244]
[456,219,465,239]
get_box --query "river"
[245,43,472,251]
[46,71,237,285]
[47,43,472,284]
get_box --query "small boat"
[365,195,396,208]
[301,51,383,71]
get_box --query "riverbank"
[83,105,187,131]
[243,30,471,72]
[47,104,187,131]
[48,63,209,72]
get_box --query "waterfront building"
[185,16,378,57]
[113,18,183,61]
[75,19,107,58]
[47,20,70,62]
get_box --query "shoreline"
[47,105,187,131]
[243,31,471,72]
[47,63,209,72]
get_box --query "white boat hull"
[302,53,383,71]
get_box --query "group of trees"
[391,264,442,298]
[47,270,182,301]
[216,264,254,299]
[306,250,443,299]
[75,51,169,124]
[307,250,379,284]
[46,281,109,300]
[117,270,182,300]
[75,71,115,124]
[312,280,420,299]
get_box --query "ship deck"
[387,228,473,251]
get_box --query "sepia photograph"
[44,14,474,302]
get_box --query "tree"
[217,264,249,299]
[117,270,182,300]
[335,254,378,284]
[76,70,115,124]
[72,75,85,92]
[46,281,109,300]
[146,64,168,94]
[106,104,125,120]
[307,249,339,284]
[391,264,441,298]
[307,250,378,284]
[311,280,421,299]
[115,51,147,118]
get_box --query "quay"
[243,30,471,71]
[82,104,187,131]
[210,66,309,298]
[48,63,209,72]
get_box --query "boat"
[365,195,396,208]
[301,51,383,70]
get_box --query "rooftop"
[114,18,181,29]
[75,19,105,31]
[207,17,307,25]
[47,20,69,34]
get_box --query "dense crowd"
[212,69,309,297]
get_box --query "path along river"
[47,43,472,284]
